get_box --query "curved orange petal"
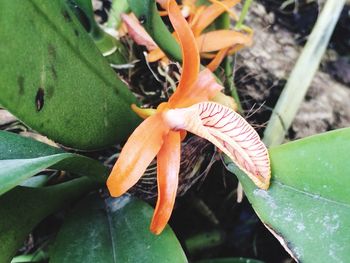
[207,47,229,72]
[167,0,200,99]
[147,47,166,62]
[196,30,252,53]
[191,0,240,36]
[200,52,216,59]
[227,43,247,55]
[170,68,223,108]
[150,131,181,234]
[188,5,206,27]
[163,102,271,189]
[208,0,239,20]
[107,113,170,197]
[121,13,158,51]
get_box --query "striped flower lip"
[163,102,270,189]
[107,0,270,235]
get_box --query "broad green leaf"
[226,128,350,262]
[50,194,187,263]
[0,131,108,195]
[0,177,97,263]
[128,0,182,61]
[0,0,140,150]
[195,258,264,263]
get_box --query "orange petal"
[208,0,239,20]
[169,68,223,108]
[196,30,252,53]
[167,0,200,97]
[147,47,166,62]
[227,43,247,55]
[107,113,170,197]
[158,10,169,16]
[163,102,271,189]
[156,0,168,9]
[191,0,240,36]
[188,5,206,27]
[121,13,158,51]
[207,47,229,72]
[150,131,181,234]
[200,52,217,59]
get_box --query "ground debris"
[236,1,350,141]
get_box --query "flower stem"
[263,0,346,147]
[216,12,244,112]
[235,0,254,30]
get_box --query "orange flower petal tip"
[106,177,124,197]
[150,221,166,235]
[150,226,162,235]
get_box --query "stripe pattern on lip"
[164,101,271,189]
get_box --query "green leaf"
[20,174,49,188]
[0,131,108,195]
[226,128,350,262]
[70,0,128,63]
[107,0,130,29]
[11,250,47,263]
[0,177,97,263]
[0,0,140,150]
[128,0,182,61]
[195,258,264,263]
[50,194,187,263]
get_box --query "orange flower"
[121,0,252,70]
[107,0,270,235]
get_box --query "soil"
[237,1,350,141]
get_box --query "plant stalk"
[235,0,254,30]
[263,0,345,147]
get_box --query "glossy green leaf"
[0,177,97,263]
[196,258,264,263]
[50,194,187,263]
[0,0,140,150]
[226,128,350,262]
[128,0,182,61]
[0,131,108,195]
